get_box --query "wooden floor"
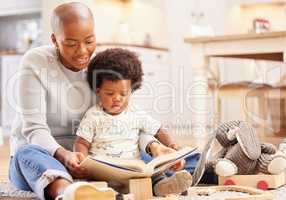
[0,137,10,181]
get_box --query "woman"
[9,3,182,199]
[9,3,96,199]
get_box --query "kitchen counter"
[184,31,286,44]
[184,31,286,68]
[97,42,169,52]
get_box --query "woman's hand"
[149,142,186,171]
[54,147,89,179]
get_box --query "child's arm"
[147,140,186,171]
[155,128,179,150]
[74,136,91,158]
[146,128,185,171]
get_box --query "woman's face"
[52,19,96,71]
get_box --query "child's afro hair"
[87,48,143,91]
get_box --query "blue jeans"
[141,151,217,184]
[9,145,73,200]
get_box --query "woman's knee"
[14,145,49,160]
[13,145,50,170]
[14,144,68,175]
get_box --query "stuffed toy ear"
[236,122,261,160]
[215,120,241,147]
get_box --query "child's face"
[96,79,132,115]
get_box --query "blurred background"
[2,0,286,179]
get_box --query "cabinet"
[96,44,172,123]
[0,55,22,129]
[0,0,41,16]
[132,47,172,123]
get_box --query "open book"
[80,146,197,184]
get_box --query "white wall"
[226,1,286,34]
[165,0,193,122]
[165,0,228,135]
[41,0,168,47]
[94,0,168,47]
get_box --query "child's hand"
[149,142,186,171]
[65,151,89,178]
[169,159,186,171]
[55,148,89,178]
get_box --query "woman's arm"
[18,54,61,156]
[17,52,91,179]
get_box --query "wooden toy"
[129,178,153,200]
[74,185,116,200]
[90,181,108,188]
[55,181,116,200]
[148,194,179,200]
[122,193,135,200]
[218,172,286,190]
[188,185,273,200]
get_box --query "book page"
[87,156,147,172]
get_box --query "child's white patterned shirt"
[76,103,161,159]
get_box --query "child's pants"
[141,151,218,185]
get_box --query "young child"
[74,48,193,196]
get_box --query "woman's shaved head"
[51,2,94,35]
[50,2,96,71]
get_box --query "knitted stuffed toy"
[208,120,286,176]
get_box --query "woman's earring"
[55,46,60,59]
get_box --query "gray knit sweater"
[10,45,94,156]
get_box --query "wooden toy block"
[188,185,273,200]
[90,181,108,188]
[122,193,135,200]
[74,184,116,200]
[218,172,286,190]
[148,194,179,200]
[129,178,153,200]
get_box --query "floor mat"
[0,182,38,199]
[1,182,286,200]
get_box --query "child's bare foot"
[153,170,192,197]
